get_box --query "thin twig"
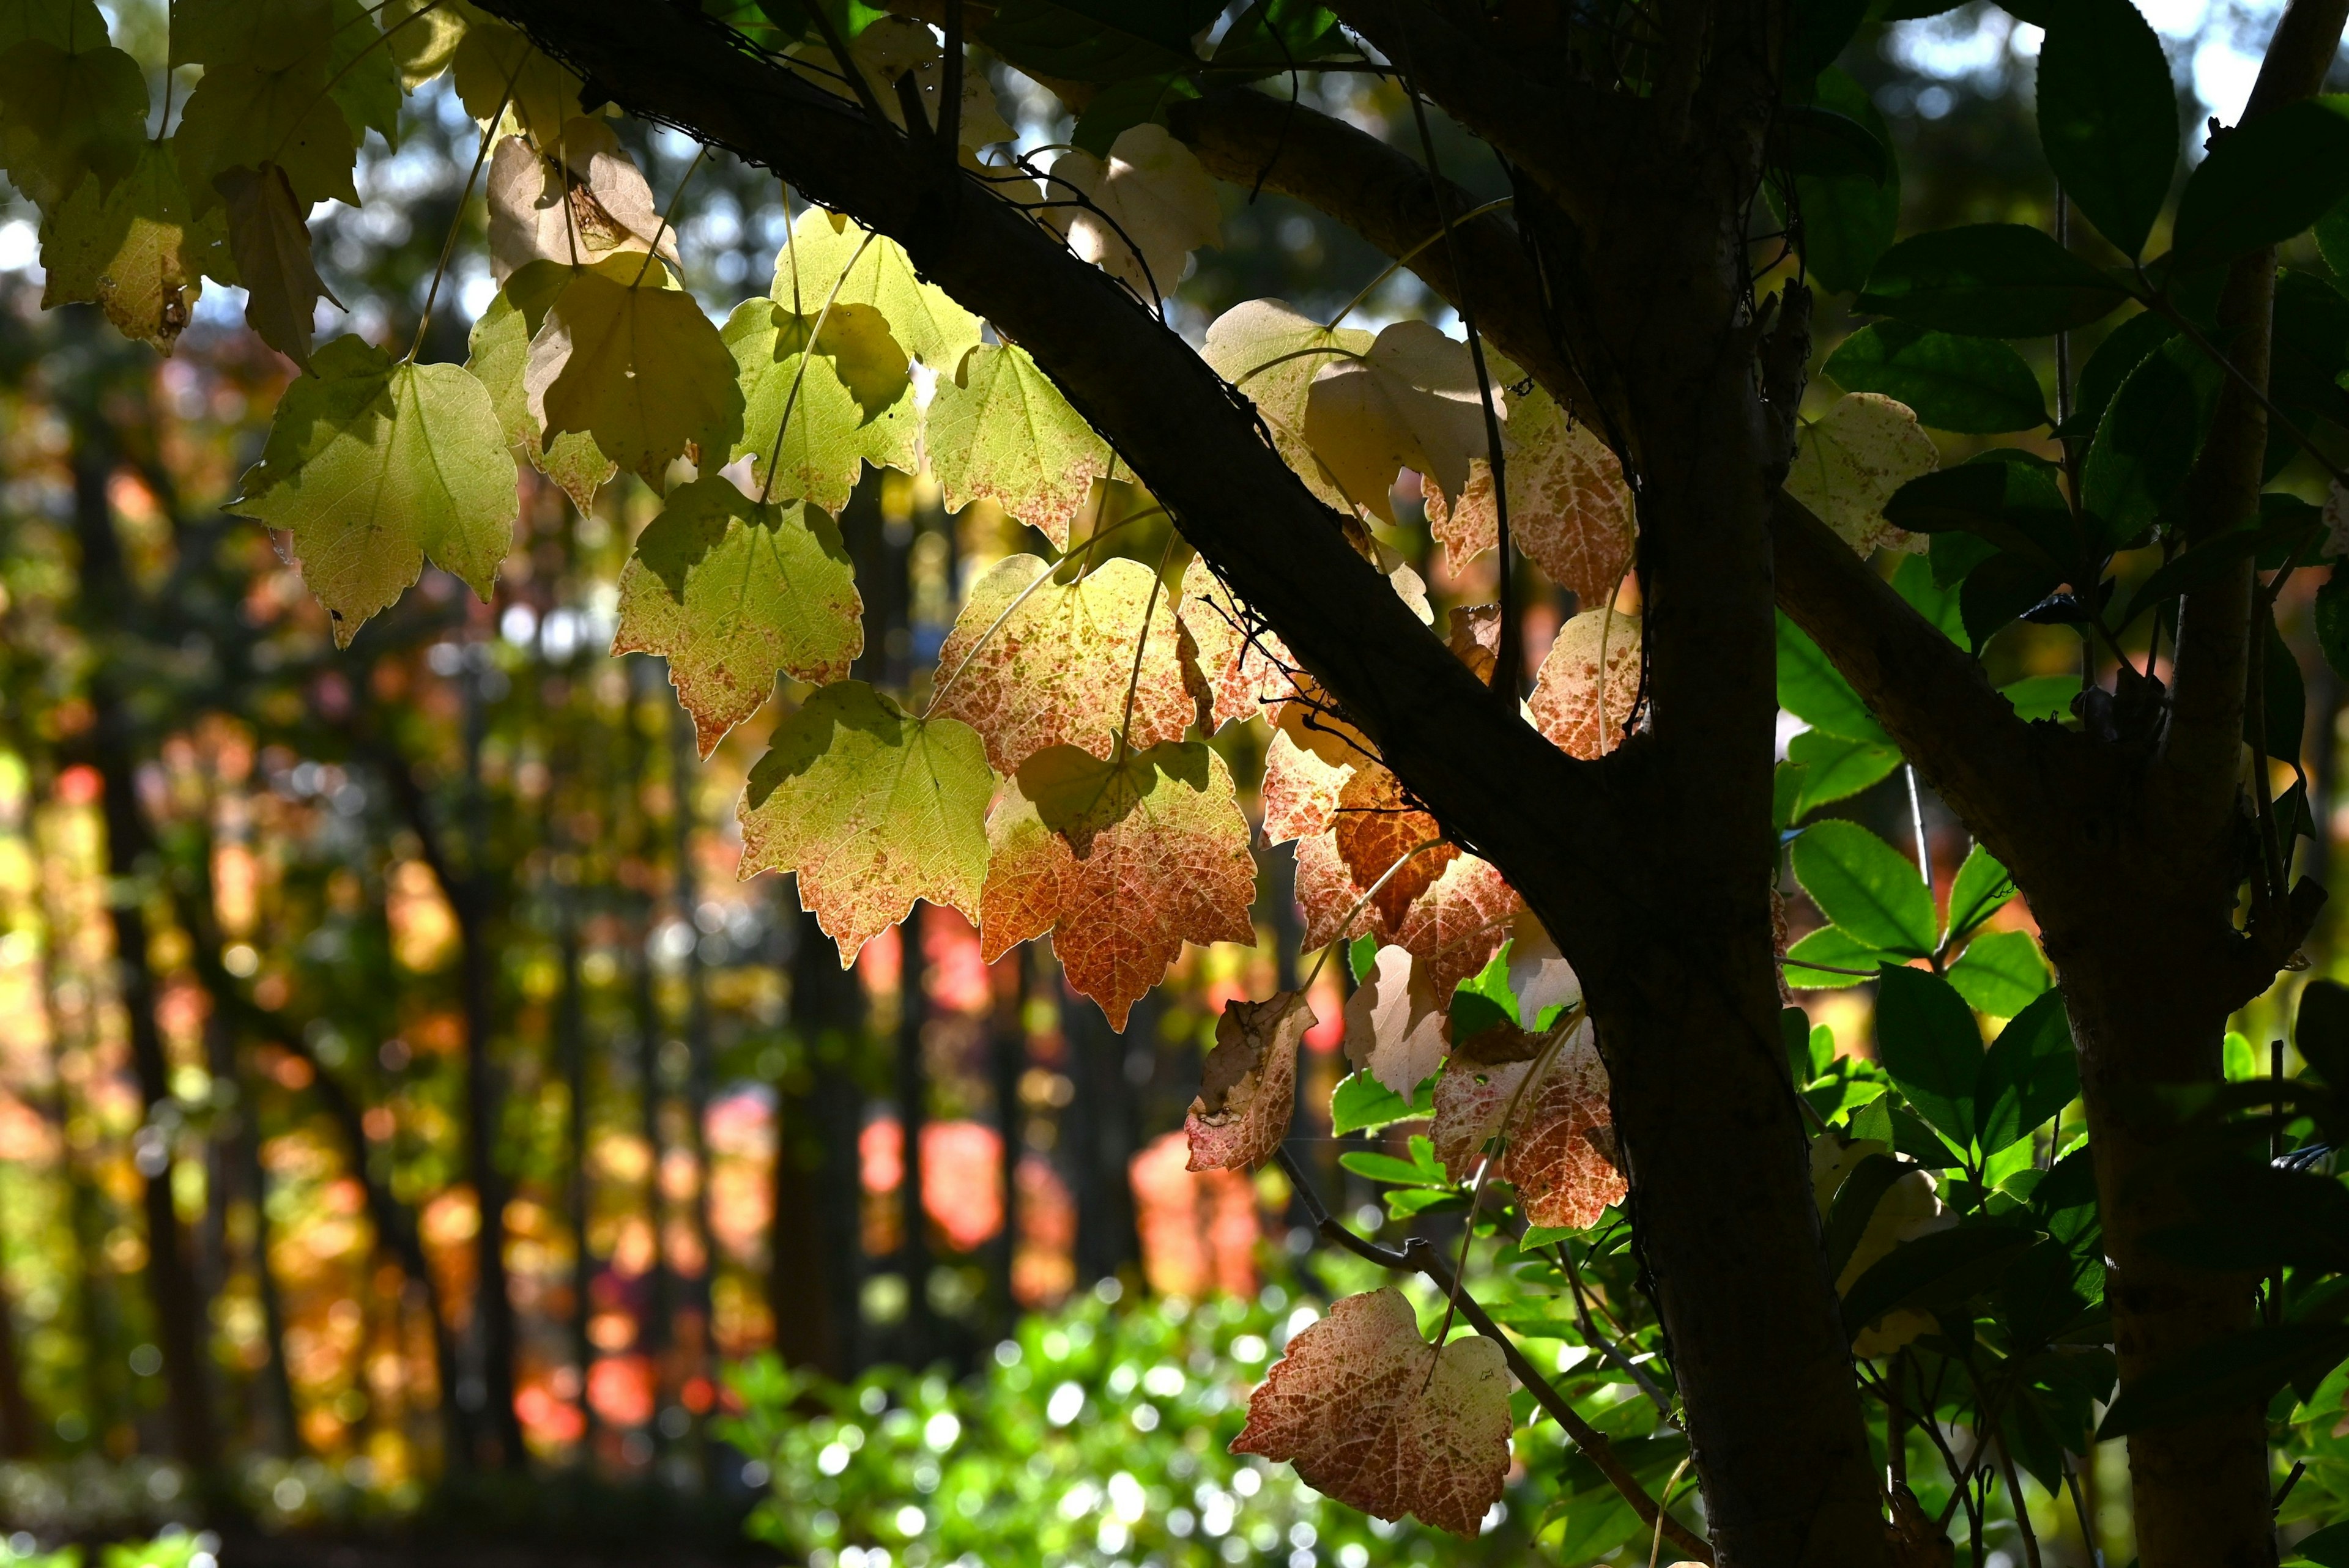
[1323,197,1517,331]
[631,143,708,289]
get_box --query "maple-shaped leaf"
[1273,671,1376,769]
[926,343,1115,549]
[738,681,993,965]
[1391,856,1523,997]
[487,119,680,283]
[1185,993,1316,1172]
[39,143,225,351]
[0,33,145,209]
[770,206,980,372]
[932,554,1195,775]
[1202,298,1370,514]
[1426,382,1638,608]
[466,258,617,512]
[979,742,1256,1030]
[1334,763,1456,930]
[319,0,401,149]
[1431,1018,1624,1227]
[1528,607,1642,759]
[1786,392,1938,555]
[1048,123,1221,301]
[613,475,863,755]
[174,54,359,213]
[1178,555,1295,733]
[724,295,916,514]
[6,0,110,51]
[215,163,342,369]
[381,0,470,89]
[451,18,584,144]
[1231,1287,1513,1537]
[231,336,518,646]
[1304,320,1497,523]
[1262,727,1351,846]
[526,252,745,486]
[1343,944,1447,1096]
[169,0,332,70]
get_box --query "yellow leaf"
[465,257,616,513]
[39,145,225,350]
[1047,123,1220,301]
[925,342,1113,548]
[724,295,915,514]
[1527,607,1641,760]
[1203,298,1373,514]
[768,205,979,371]
[1426,380,1637,608]
[1342,944,1447,1096]
[451,18,583,143]
[1786,391,1939,555]
[1304,319,1497,522]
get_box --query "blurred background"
[0,2,2336,1566]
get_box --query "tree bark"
[771,897,865,1377]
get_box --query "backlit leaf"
[1300,834,1520,995]
[230,336,517,645]
[0,34,145,209]
[1527,608,1641,758]
[932,553,1195,775]
[1786,392,1939,555]
[1947,928,2050,1018]
[487,120,680,284]
[39,143,223,350]
[738,681,993,964]
[1342,944,1447,1096]
[1791,819,1937,959]
[1425,381,1637,606]
[1874,966,1985,1147]
[1433,1018,1625,1228]
[1186,993,1315,1172]
[1047,122,1220,301]
[725,295,916,514]
[1333,763,1454,930]
[174,53,358,211]
[1822,322,2049,434]
[979,742,1257,1029]
[215,163,341,369]
[769,206,979,371]
[1178,553,1295,732]
[1304,319,1496,521]
[613,475,864,754]
[526,253,745,485]
[466,257,617,512]
[1203,297,1370,513]
[382,0,472,88]
[451,18,584,142]
[1231,1287,1512,1537]
[926,342,1114,548]
[1261,727,1349,845]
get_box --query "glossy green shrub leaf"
[1824,322,2048,432]
[2082,333,2224,545]
[1857,223,2132,336]
[1874,966,1984,1143]
[1841,1222,2037,1337]
[1884,453,2077,565]
[2099,1323,2349,1438]
[1788,68,1902,293]
[2063,307,2175,445]
[1786,728,1903,816]
[1778,613,1892,744]
[2000,675,2079,722]
[2035,0,2178,257]
[1330,1068,1437,1134]
[1792,819,1937,958]
[2168,95,2349,275]
[1975,988,2074,1152]
[1785,925,1893,988]
[1948,929,2050,1018]
[1944,842,2017,941]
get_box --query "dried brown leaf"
[1185,993,1316,1172]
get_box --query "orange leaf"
[1426,383,1636,608]
[1300,835,1522,997]
[1334,763,1455,930]
[1231,1287,1513,1537]
[1263,727,1351,846]
[1185,993,1315,1172]
[1527,607,1642,760]
[1178,555,1294,733]
[979,742,1257,1029]
[1431,1018,1624,1227]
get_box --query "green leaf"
[173,53,359,212]
[738,681,993,963]
[1891,552,1969,646]
[2112,522,2268,627]
[1338,1150,1447,1188]
[1999,675,2077,722]
[1778,612,1893,744]
[1841,1222,2037,1337]
[2293,1520,2349,1567]
[1784,925,1893,989]
[977,0,1218,81]
[464,259,615,514]
[216,161,340,369]
[1788,68,1902,294]
[1974,988,2074,1153]
[614,476,865,754]
[1449,942,1519,1037]
[1774,758,1811,830]
[1883,453,2077,566]
[2168,96,2349,275]
[926,343,1116,550]
[1778,104,1890,184]
[2082,333,2225,545]
[2062,308,2175,446]
[1787,728,1903,815]
[1962,552,2066,647]
[229,336,517,647]
[1785,0,1870,89]
[1070,73,1197,154]
[1874,966,1984,1145]
[1823,322,2049,432]
[769,207,980,372]
[527,253,747,487]
[1212,0,1347,75]
[1948,929,2051,1019]
[1330,1068,1436,1135]
[724,297,918,515]
[1944,842,2017,941]
[1791,819,1937,958]
[1823,1152,1909,1278]
[2098,1323,2349,1438]
[0,35,146,209]
[1,0,107,52]
[2262,612,2308,764]
[2318,191,2349,278]
[37,141,226,350]
[1858,223,2132,336]
[2034,0,2178,257]
[2269,269,2349,431]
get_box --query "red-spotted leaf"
[1300,834,1521,997]
[1528,608,1642,758]
[1178,554,1294,733]
[1431,1018,1624,1228]
[1185,993,1316,1172]
[1231,1287,1513,1537]
[1427,383,1636,607]
[932,553,1194,775]
[1262,727,1351,845]
[979,742,1257,1029]
[1334,763,1456,930]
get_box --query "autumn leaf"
[1261,727,1351,846]
[380,0,472,89]
[932,554,1195,775]
[526,252,745,486]
[1231,1287,1513,1537]
[230,336,517,646]
[487,119,678,283]
[1527,607,1642,759]
[738,681,993,966]
[769,206,979,372]
[1445,604,1503,685]
[613,474,864,755]
[1430,1018,1624,1229]
[1178,555,1294,733]
[1185,993,1316,1172]
[1203,298,1371,514]
[1048,124,1221,301]
[1343,944,1447,1096]
[979,743,1257,1030]
[926,343,1115,549]
[1334,763,1456,930]
[1302,838,1522,997]
[1507,912,1581,1023]
[1304,320,1497,522]
[466,257,616,512]
[0,33,146,209]
[451,18,584,143]
[174,53,358,212]
[1786,392,1939,555]
[215,163,341,369]
[1427,382,1637,608]
[39,143,224,351]
[724,295,916,514]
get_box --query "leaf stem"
[408,67,516,363]
[631,143,707,290]
[754,228,876,504]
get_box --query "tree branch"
[476,0,1650,946]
